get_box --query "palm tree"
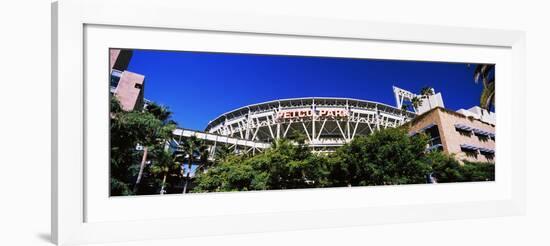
[399,103,411,123]
[149,149,181,195]
[213,144,233,161]
[420,86,434,109]
[473,64,495,111]
[145,103,174,124]
[133,103,176,193]
[195,144,213,173]
[181,136,205,194]
[410,96,423,113]
[400,103,409,113]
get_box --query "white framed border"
[52,0,526,245]
[85,25,512,223]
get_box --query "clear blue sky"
[126,49,488,131]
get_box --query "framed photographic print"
[52,0,526,245]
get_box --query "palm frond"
[420,86,434,97]
[479,81,495,110]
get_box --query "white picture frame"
[52,0,526,245]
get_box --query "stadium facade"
[204,98,416,152]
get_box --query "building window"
[460,144,479,159]
[479,148,495,161]
[423,124,443,152]
[482,153,495,161]
[476,134,489,142]
[473,128,493,142]
[454,124,473,137]
[110,69,123,89]
[461,148,478,159]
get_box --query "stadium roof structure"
[203,97,416,151]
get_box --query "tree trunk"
[160,173,167,195]
[133,146,148,193]
[182,153,192,194]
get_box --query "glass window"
[424,125,443,152]
[110,69,123,88]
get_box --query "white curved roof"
[205,97,415,131]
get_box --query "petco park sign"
[276,109,350,120]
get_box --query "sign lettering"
[276,109,350,120]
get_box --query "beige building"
[110,49,145,111]
[406,107,495,163]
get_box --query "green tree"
[133,102,176,193]
[422,150,495,183]
[328,128,431,186]
[420,86,434,109]
[411,96,423,113]
[193,139,329,192]
[212,144,233,161]
[473,64,495,111]
[425,151,463,183]
[191,128,493,194]
[181,136,207,193]
[148,149,182,194]
[110,97,164,195]
[461,161,495,181]
[400,103,410,113]
[195,142,213,172]
[109,97,177,195]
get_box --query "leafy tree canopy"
[193,127,494,193]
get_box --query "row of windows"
[454,124,495,142]
[460,147,495,161]
[412,123,495,161]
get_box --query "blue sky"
[126,49,487,131]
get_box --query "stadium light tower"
[393,86,445,114]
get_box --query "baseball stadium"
[203,97,416,151]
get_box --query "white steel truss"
[171,128,271,158]
[205,97,416,150]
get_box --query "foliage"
[426,151,494,183]
[193,139,329,192]
[192,127,495,193]
[461,161,495,182]
[426,151,464,183]
[327,128,431,186]
[473,64,495,111]
[411,96,422,112]
[148,148,182,194]
[109,97,177,195]
[180,136,211,193]
[212,144,233,161]
[420,86,434,109]
[420,86,434,97]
